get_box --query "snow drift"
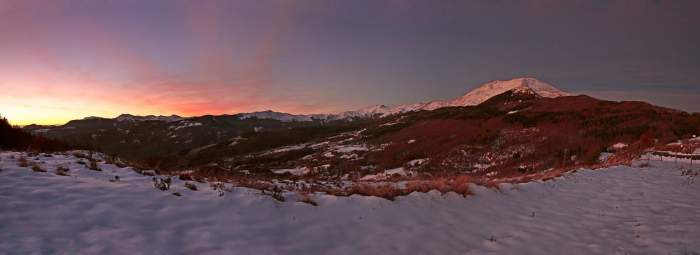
[1,151,699,254]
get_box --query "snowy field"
[1,151,699,255]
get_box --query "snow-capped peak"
[236,110,328,122]
[341,77,571,117]
[335,105,391,119]
[451,77,571,106]
[115,114,183,122]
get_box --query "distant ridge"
[44,77,571,124]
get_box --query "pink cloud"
[0,0,335,124]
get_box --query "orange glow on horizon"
[0,79,339,126]
[0,1,340,126]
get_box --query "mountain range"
[35,77,572,124]
[21,77,700,185]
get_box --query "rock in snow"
[1,151,699,254]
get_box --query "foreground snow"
[1,152,699,254]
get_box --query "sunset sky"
[1,0,699,126]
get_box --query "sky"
[1,0,699,125]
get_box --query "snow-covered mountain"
[115,114,183,122]
[339,77,572,118]
[333,105,392,119]
[226,77,572,122]
[75,114,182,123]
[236,110,328,122]
[67,77,570,124]
[451,77,571,105]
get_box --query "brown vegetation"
[297,193,318,206]
[31,163,46,172]
[88,159,101,171]
[404,175,472,196]
[55,166,70,176]
[17,157,29,167]
[348,183,403,200]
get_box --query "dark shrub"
[184,182,198,191]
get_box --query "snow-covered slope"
[236,110,328,122]
[343,77,572,118]
[334,105,392,119]
[450,77,571,106]
[1,151,699,254]
[115,114,183,122]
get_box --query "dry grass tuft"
[88,159,101,171]
[406,179,450,194]
[31,163,46,172]
[262,186,286,202]
[298,193,318,206]
[405,175,472,197]
[153,177,171,191]
[18,156,29,167]
[55,166,70,176]
[349,183,405,200]
[210,182,232,196]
